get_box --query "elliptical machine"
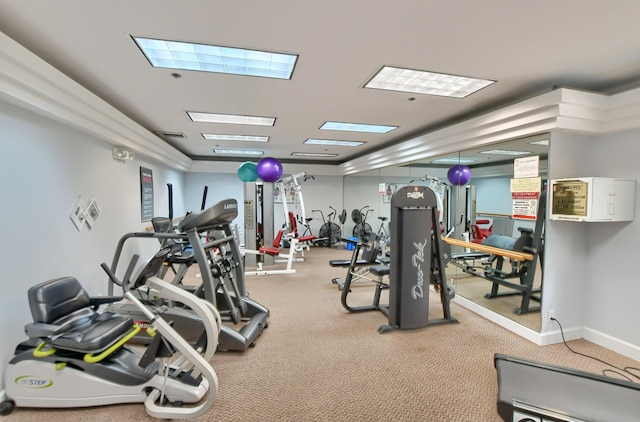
[1,247,220,419]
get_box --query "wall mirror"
[342,133,548,332]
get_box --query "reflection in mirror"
[343,133,548,332]
[442,134,547,332]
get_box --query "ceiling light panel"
[291,152,338,157]
[365,66,495,98]
[320,121,397,133]
[133,37,298,79]
[480,149,531,156]
[304,139,364,147]
[213,149,264,156]
[188,112,275,126]
[203,134,269,142]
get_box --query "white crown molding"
[4,26,640,177]
[189,160,343,176]
[0,30,192,171]
[341,87,640,175]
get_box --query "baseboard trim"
[453,295,542,345]
[583,327,640,362]
[454,296,640,361]
[538,324,583,346]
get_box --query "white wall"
[544,133,593,334]
[183,172,344,243]
[284,175,344,237]
[545,129,640,358]
[583,130,640,348]
[0,98,184,390]
[475,178,512,214]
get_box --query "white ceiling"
[1,1,639,167]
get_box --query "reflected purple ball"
[447,165,472,185]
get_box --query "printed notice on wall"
[510,177,541,193]
[512,192,539,220]
[514,156,539,179]
[140,167,154,222]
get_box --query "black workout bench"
[341,263,390,314]
[330,236,382,290]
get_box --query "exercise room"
[2,2,640,421]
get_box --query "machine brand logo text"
[407,191,424,199]
[224,203,237,209]
[15,376,53,389]
[410,239,427,299]
[134,320,150,330]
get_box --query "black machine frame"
[334,186,457,332]
[380,185,457,332]
[108,198,269,352]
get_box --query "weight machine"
[381,185,458,332]
[408,175,451,231]
[336,186,457,332]
[275,172,315,244]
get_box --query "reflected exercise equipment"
[446,190,546,315]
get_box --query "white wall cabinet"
[550,177,636,222]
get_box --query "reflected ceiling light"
[480,149,530,156]
[291,152,338,157]
[365,66,495,98]
[188,112,276,126]
[320,121,397,133]
[304,139,364,147]
[203,134,269,142]
[133,37,298,79]
[529,139,549,146]
[213,148,264,156]
[432,158,475,164]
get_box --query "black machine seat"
[26,277,133,354]
[329,236,380,268]
[483,227,534,276]
[369,265,390,277]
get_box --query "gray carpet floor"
[4,246,639,421]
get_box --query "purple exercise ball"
[256,157,283,182]
[447,165,472,186]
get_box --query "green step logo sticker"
[15,376,53,389]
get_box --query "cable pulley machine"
[379,185,458,333]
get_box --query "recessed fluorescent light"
[365,66,495,98]
[188,112,275,126]
[432,158,476,164]
[320,121,397,134]
[133,37,298,79]
[213,149,264,156]
[529,139,549,146]
[304,139,364,147]
[203,134,269,142]
[291,152,338,157]
[480,149,531,156]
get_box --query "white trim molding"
[0,30,192,171]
